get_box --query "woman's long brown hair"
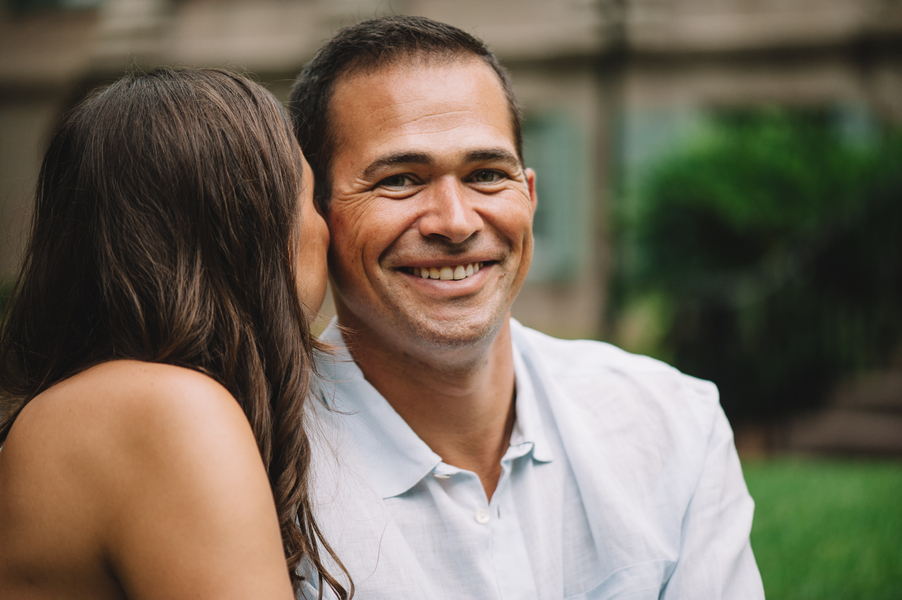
[0,68,350,598]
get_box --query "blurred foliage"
[744,458,902,600]
[612,108,902,423]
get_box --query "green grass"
[743,458,902,600]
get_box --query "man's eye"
[378,174,415,189]
[471,170,504,184]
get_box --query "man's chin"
[335,294,512,360]
[401,312,509,354]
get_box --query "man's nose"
[416,177,483,244]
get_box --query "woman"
[0,68,349,599]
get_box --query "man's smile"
[403,261,486,281]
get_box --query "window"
[522,112,585,282]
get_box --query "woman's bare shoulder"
[23,359,237,418]
[4,360,247,467]
[1,360,252,526]
[2,360,261,510]
[0,361,291,599]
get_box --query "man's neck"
[341,319,517,499]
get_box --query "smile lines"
[411,262,484,281]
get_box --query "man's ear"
[525,167,538,214]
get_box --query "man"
[289,15,764,600]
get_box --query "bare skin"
[326,58,537,498]
[0,361,296,600]
[351,319,518,496]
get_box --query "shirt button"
[433,473,451,479]
[474,509,490,524]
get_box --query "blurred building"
[2,0,901,340]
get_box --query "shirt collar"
[316,318,553,499]
[510,330,554,464]
[317,320,442,500]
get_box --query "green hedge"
[612,109,902,422]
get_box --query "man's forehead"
[328,57,514,152]
[331,54,508,117]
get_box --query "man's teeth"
[413,262,483,281]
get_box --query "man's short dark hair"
[288,15,523,212]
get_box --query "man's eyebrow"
[362,152,431,180]
[465,148,520,166]
[361,148,522,180]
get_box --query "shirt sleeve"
[661,399,765,600]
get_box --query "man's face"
[326,57,536,355]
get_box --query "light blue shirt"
[301,319,764,599]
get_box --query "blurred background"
[1,0,901,597]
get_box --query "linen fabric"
[299,319,764,600]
